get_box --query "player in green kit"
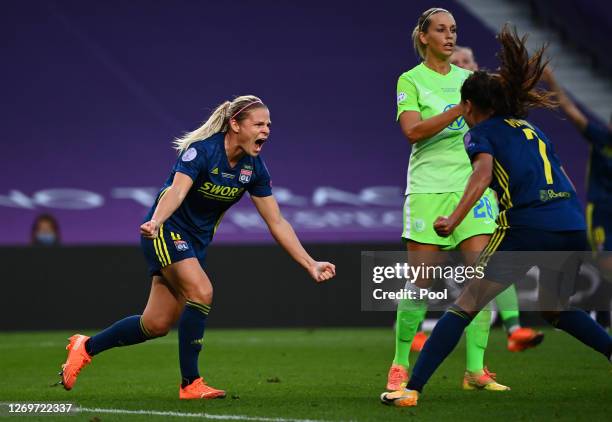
[387,8,509,392]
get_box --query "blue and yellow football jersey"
[464,116,585,232]
[583,121,612,251]
[583,121,612,206]
[145,132,272,245]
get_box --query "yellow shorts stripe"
[153,237,167,266]
[479,227,504,263]
[497,210,509,228]
[478,227,507,267]
[496,211,503,228]
[489,228,507,256]
[480,227,502,259]
[159,224,172,265]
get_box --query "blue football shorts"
[141,220,208,277]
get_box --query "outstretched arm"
[140,172,193,238]
[542,67,588,132]
[434,153,493,237]
[251,195,336,283]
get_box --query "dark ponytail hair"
[461,25,556,118]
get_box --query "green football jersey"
[396,63,472,194]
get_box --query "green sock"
[393,299,427,368]
[495,285,521,333]
[465,307,491,373]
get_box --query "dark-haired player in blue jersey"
[543,67,612,329]
[382,26,612,407]
[57,95,336,399]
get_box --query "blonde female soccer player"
[57,95,336,399]
[387,7,508,392]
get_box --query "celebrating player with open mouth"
[382,25,612,408]
[57,95,336,399]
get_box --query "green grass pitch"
[0,328,610,421]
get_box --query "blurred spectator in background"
[31,214,61,246]
[451,45,479,71]
[542,67,612,329]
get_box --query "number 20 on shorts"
[473,196,494,219]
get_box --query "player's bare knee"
[142,316,172,337]
[184,286,213,306]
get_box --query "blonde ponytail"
[412,24,427,60]
[173,95,266,152]
[173,101,231,151]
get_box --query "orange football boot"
[507,327,544,352]
[59,334,92,390]
[380,389,419,407]
[386,364,409,391]
[411,331,428,352]
[179,378,226,400]
[462,367,511,391]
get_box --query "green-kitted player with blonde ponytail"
[387,7,509,392]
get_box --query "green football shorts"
[402,190,499,249]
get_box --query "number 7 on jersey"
[522,128,553,184]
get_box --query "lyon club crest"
[174,240,189,252]
[239,168,252,183]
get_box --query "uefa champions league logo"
[444,104,466,130]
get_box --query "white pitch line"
[77,407,337,422]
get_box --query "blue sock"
[86,315,153,356]
[553,309,612,359]
[179,300,210,387]
[407,307,473,392]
